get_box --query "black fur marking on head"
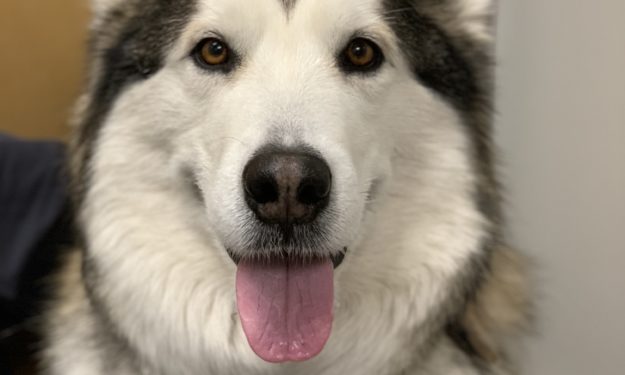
[74,0,197,206]
[383,0,480,111]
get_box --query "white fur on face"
[80,0,488,373]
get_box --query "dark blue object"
[0,133,73,373]
[0,134,68,301]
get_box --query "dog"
[43,0,531,374]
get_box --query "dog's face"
[186,0,397,261]
[86,0,490,255]
[78,0,495,369]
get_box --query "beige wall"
[0,0,90,141]
[496,0,625,374]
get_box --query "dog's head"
[76,0,497,368]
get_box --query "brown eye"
[346,39,374,65]
[341,38,383,73]
[197,38,229,66]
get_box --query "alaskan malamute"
[44,0,531,374]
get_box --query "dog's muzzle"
[234,146,343,363]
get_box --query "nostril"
[246,176,279,204]
[297,177,331,205]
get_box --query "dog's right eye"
[192,38,233,71]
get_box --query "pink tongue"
[236,257,334,363]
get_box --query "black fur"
[383,0,480,111]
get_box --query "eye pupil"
[209,41,224,55]
[351,42,367,58]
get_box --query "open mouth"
[228,249,346,363]
[223,145,349,362]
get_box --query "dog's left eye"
[339,38,384,73]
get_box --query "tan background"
[0,0,90,141]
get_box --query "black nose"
[243,149,332,225]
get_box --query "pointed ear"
[452,0,497,40]
[90,0,123,17]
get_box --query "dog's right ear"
[90,0,122,17]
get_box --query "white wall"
[495,1,625,374]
